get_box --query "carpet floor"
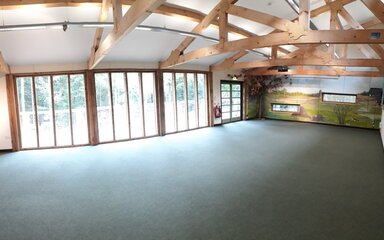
[0,120,383,240]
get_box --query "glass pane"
[232,111,241,118]
[142,72,157,136]
[221,84,230,91]
[232,84,241,91]
[175,73,187,131]
[197,74,207,127]
[53,75,71,146]
[127,72,144,138]
[16,77,37,148]
[222,112,230,120]
[323,93,356,103]
[232,98,241,104]
[70,74,89,145]
[232,91,241,98]
[163,73,176,133]
[111,73,129,140]
[272,104,300,112]
[221,91,230,98]
[35,76,54,147]
[232,105,241,111]
[222,99,230,105]
[95,73,113,142]
[222,106,230,112]
[187,73,196,129]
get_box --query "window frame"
[162,71,209,134]
[271,103,301,113]
[14,71,89,150]
[322,92,357,104]
[94,70,158,143]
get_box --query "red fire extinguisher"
[214,104,222,118]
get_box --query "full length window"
[163,72,208,133]
[16,74,88,149]
[95,71,157,142]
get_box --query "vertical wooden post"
[112,0,122,30]
[5,74,21,151]
[207,71,214,127]
[156,69,166,136]
[299,0,310,30]
[85,70,99,145]
[219,3,228,46]
[271,46,278,60]
[329,9,337,58]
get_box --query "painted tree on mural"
[244,75,284,118]
[333,104,352,125]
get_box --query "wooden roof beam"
[88,0,165,69]
[219,1,229,46]
[88,0,110,70]
[310,0,355,18]
[159,0,238,69]
[227,5,291,31]
[362,17,382,28]
[210,50,248,71]
[245,68,382,77]
[299,0,310,30]
[170,29,384,67]
[232,58,383,70]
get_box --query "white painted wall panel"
[0,76,12,150]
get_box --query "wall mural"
[246,75,383,129]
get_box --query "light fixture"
[135,26,153,31]
[0,25,47,31]
[81,23,114,28]
[0,21,254,48]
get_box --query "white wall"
[212,70,242,125]
[0,75,12,150]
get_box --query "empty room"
[0,0,384,239]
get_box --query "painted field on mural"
[263,90,382,129]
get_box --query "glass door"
[221,81,242,124]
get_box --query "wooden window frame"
[7,69,210,151]
[163,71,209,134]
[322,92,357,104]
[271,103,301,113]
[13,71,89,150]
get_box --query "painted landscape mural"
[246,75,383,129]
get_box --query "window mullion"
[68,75,74,146]
[124,72,131,139]
[194,73,199,128]
[32,77,40,148]
[139,72,146,137]
[184,73,188,129]
[50,75,57,147]
[172,72,178,132]
[108,73,116,141]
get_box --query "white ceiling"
[0,0,381,69]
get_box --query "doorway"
[220,81,242,124]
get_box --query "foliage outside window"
[163,72,208,133]
[16,74,88,149]
[322,93,357,103]
[95,71,157,142]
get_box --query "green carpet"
[0,120,383,240]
